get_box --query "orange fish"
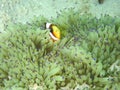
[46,23,60,41]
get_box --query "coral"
[55,10,120,89]
[0,9,120,90]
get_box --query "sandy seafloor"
[0,0,120,33]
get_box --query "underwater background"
[0,0,120,90]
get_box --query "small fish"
[45,22,60,41]
[98,0,104,4]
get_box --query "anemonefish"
[45,22,60,41]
